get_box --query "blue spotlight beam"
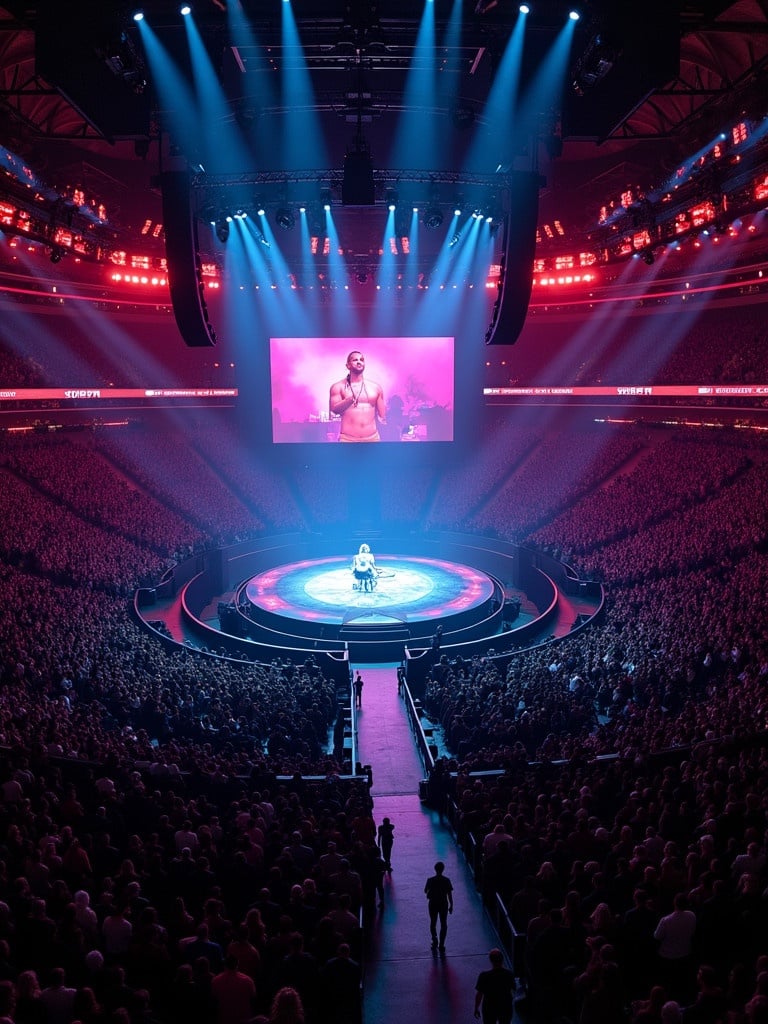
[405,209,420,289]
[135,21,201,161]
[324,210,359,335]
[281,2,329,170]
[372,208,399,310]
[464,13,527,174]
[183,14,252,173]
[515,18,579,153]
[436,0,465,114]
[412,214,484,334]
[391,0,437,171]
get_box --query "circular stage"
[166,532,575,665]
[244,554,496,626]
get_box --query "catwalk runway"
[243,554,495,625]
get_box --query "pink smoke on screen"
[269,336,454,424]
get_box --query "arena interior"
[1,2,768,1023]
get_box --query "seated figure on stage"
[352,543,377,592]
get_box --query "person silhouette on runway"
[377,817,395,872]
[424,860,453,951]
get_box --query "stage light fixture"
[320,188,333,211]
[569,9,580,20]
[423,207,444,229]
[642,249,654,265]
[275,207,295,230]
[356,271,368,284]
[519,3,530,12]
[215,221,229,244]
[385,189,398,211]
[256,205,265,217]
[133,10,144,21]
[49,248,63,264]
[180,4,191,15]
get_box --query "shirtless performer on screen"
[329,350,386,442]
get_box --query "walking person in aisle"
[377,817,395,872]
[353,672,364,709]
[474,948,517,1024]
[424,860,453,952]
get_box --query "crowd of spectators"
[1,399,768,1022]
[421,427,768,1022]
[94,431,264,546]
[0,420,371,1022]
[530,436,751,562]
[190,428,305,533]
[425,423,540,532]
[2,437,206,561]
[467,428,643,541]
[0,742,374,1024]
[0,469,167,595]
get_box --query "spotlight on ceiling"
[356,271,369,284]
[275,208,295,230]
[519,3,530,12]
[180,4,191,14]
[569,9,580,20]
[49,248,64,264]
[133,10,144,21]
[215,221,229,244]
[423,207,444,230]
[385,189,398,211]
[642,249,655,265]
[320,189,333,211]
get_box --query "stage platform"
[237,552,506,658]
[243,554,495,626]
[162,532,595,666]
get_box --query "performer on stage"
[352,543,377,592]
[329,351,386,442]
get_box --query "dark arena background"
[2,2,768,1022]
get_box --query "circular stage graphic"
[244,555,495,625]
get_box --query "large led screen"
[270,336,454,444]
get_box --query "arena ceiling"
[0,0,766,232]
